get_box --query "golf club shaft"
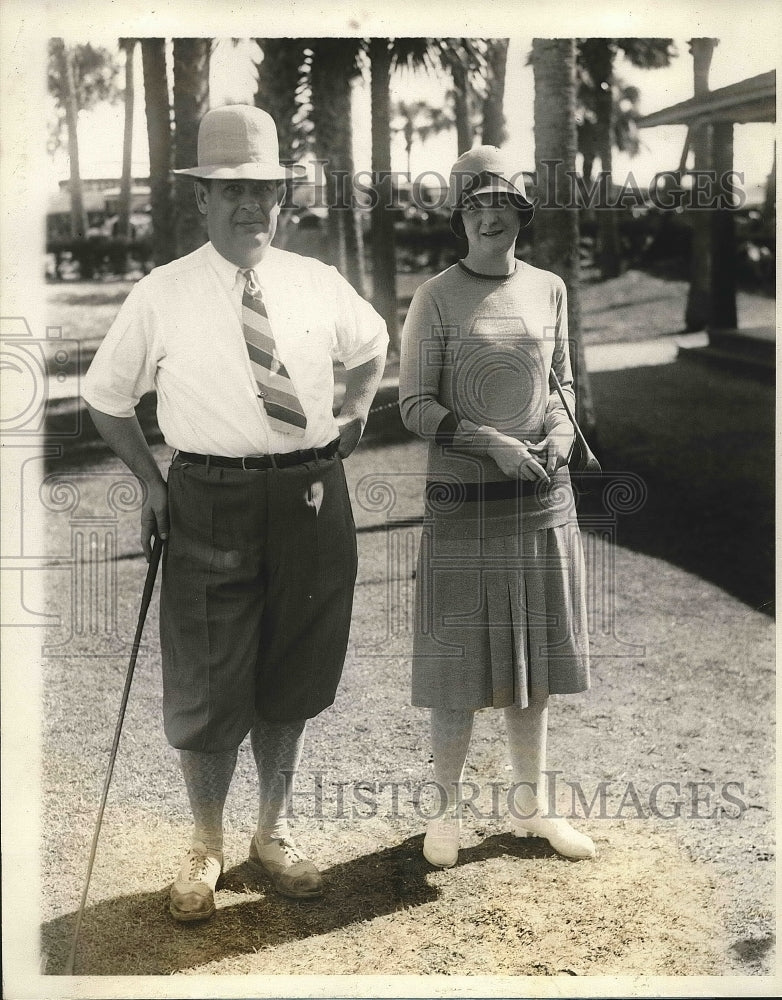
[549,369,601,472]
[64,535,163,976]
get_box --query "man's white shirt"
[82,242,389,456]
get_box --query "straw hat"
[447,145,534,236]
[173,105,305,180]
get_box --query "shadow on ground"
[579,358,774,616]
[42,833,553,976]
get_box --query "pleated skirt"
[411,519,590,710]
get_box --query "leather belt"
[176,438,340,471]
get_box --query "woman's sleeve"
[399,285,486,449]
[544,276,576,436]
[399,285,450,440]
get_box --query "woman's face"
[460,193,521,254]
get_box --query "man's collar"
[204,242,277,289]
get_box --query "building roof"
[638,70,776,127]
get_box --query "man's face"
[195,178,284,266]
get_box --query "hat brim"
[462,179,534,214]
[172,162,306,180]
[449,201,534,238]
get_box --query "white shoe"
[169,841,223,922]
[248,834,324,898]
[511,815,595,860]
[423,813,461,868]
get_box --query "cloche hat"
[447,145,534,236]
[173,105,305,180]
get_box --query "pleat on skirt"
[411,518,590,709]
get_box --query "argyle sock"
[179,748,238,856]
[250,717,307,844]
[503,694,549,818]
[430,707,475,814]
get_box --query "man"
[82,104,388,921]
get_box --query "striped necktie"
[240,268,307,437]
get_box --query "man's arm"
[86,405,169,561]
[335,354,386,458]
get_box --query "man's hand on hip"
[336,413,365,459]
[141,477,169,561]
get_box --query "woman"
[399,146,594,867]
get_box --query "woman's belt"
[425,475,563,504]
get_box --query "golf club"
[63,534,164,976]
[549,368,602,473]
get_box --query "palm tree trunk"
[592,39,623,279]
[450,60,472,154]
[532,37,595,436]
[255,38,304,163]
[141,38,175,265]
[710,122,737,329]
[52,39,88,240]
[173,38,210,257]
[684,38,718,331]
[310,39,366,296]
[368,37,399,350]
[481,39,509,146]
[117,38,136,240]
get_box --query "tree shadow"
[42,833,556,976]
[576,359,774,615]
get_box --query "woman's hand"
[487,433,550,483]
[523,427,575,478]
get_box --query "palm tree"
[253,38,308,164]
[531,37,594,435]
[50,39,87,241]
[307,38,367,296]
[577,37,675,278]
[48,40,120,241]
[440,39,488,154]
[140,38,175,265]
[481,39,509,146]
[365,38,488,349]
[685,38,719,331]
[392,99,453,179]
[172,38,210,257]
[578,78,642,184]
[117,38,136,240]
[368,38,398,347]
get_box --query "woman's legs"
[423,707,475,867]
[504,694,548,817]
[504,696,595,859]
[430,706,475,812]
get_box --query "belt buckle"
[241,456,251,471]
